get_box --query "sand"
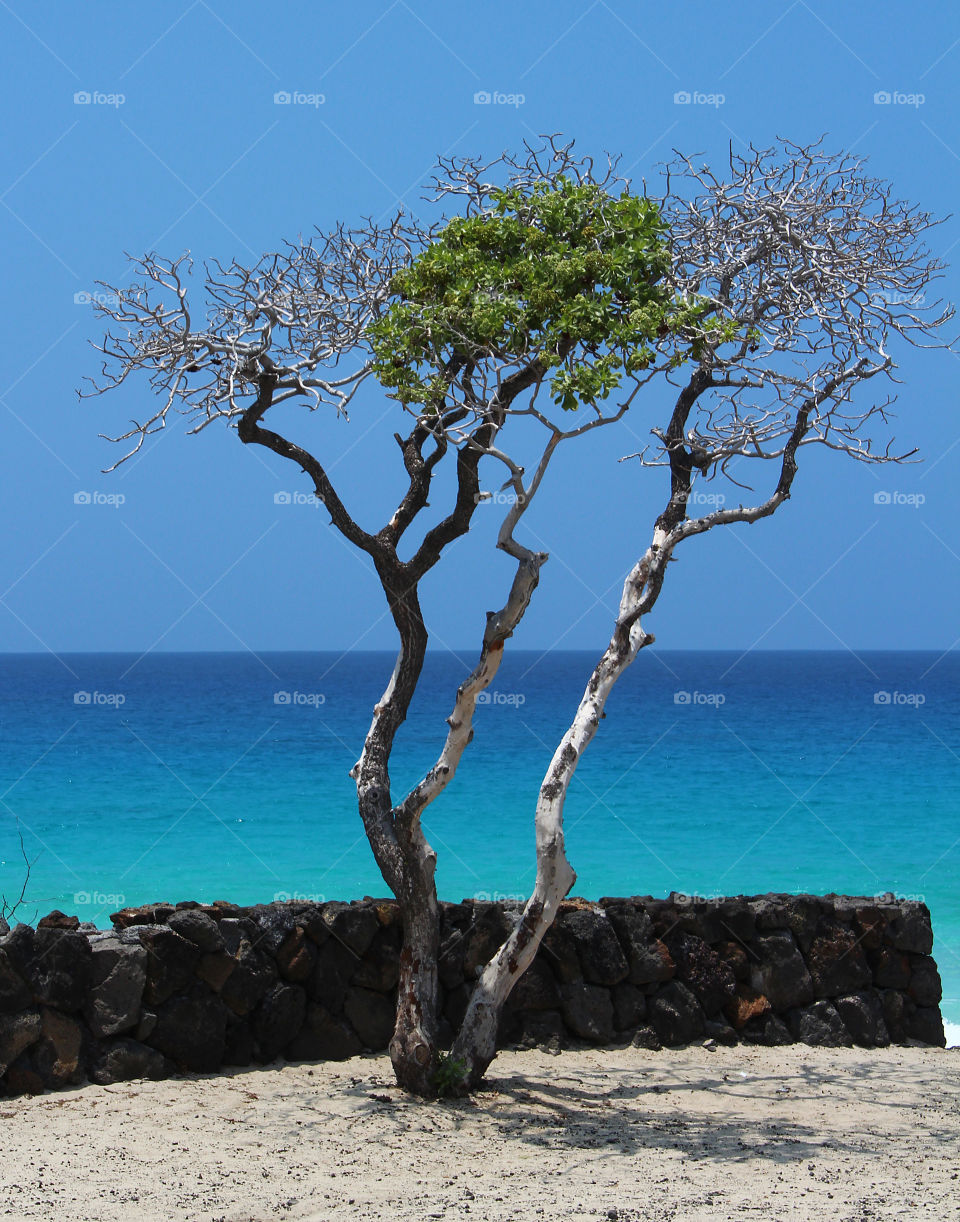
[1,1044,958,1221]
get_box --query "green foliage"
[432,1052,468,1098]
[369,177,719,413]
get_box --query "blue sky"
[1,0,958,655]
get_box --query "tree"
[85,136,952,1096]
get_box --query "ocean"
[1,649,957,1029]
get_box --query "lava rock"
[85,938,147,1038]
[889,904,934,955]
[834,990,890,1048]
[220,941,276,1017]
[631,1024,662,1051]
[510,959,561,1012]
[724,986,771,1030]
[275,927,317,984]
[351,927,401,993]
[252,983,307,1061]
[139,927,200,1007]
[647,981,704,1046]
[871,946,911,990]
[37,911,80,931]
[343,986,395,1050]
[306,937,357,1013]
[667,933,736,1015]
[149,988,228,1071]
[287,1003,362,1061]
[560,982,615,1043]
[611,982,647,1031]
[560,909,629,987]
[167,909,223,954]
[907,1006,945,1046]
[0,1009,41,1072]
[807,920,871,997]
[90,1037,168,1084]
[750,931,813,1011]
[787,1000,853,1047]
[4,925,92,1011]
[908,956,942,1007]
[34,1009,83,1086]
[196,951,236,993]
[321,903,380,959]
[0,949,31,1013]
[741,1013,793,1046]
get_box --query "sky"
[1,0,959,657]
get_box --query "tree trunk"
[390,882,441,1095]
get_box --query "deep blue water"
[1,650,957,1023]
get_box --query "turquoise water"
[1,650,957,1022]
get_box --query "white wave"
[943,1021,960,1049]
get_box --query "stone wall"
[0,892,945,1096]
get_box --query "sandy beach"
[2,1044,957,1221]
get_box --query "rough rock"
[220,941,275,1017]
[750,930,814,1010]
[286,1003,362,1061]
[907,956,942,1007]
[149,989,228,1071]
[560,909,629,987]
[343,987,395,1050]
[611,982,647,1031]
[889,904,934,955]
[4,925,92,1011]
[90,1037,168,1084]
[0,1010,41,1072]
[252,983,307,1061]
[787,1000,853,1048]
[276,927,317,984]
[34,1009,83,1086]
[724,987,771,1030]
[807,920,871,997]
[560,982,615,1043]
[167,909,223,954]
[667,933,736,1015]
[647,981,704,1046]
[834,990,890,1048]
[85,939,147,1037]
[0,949,31,1013]
[139,927,200,1006]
